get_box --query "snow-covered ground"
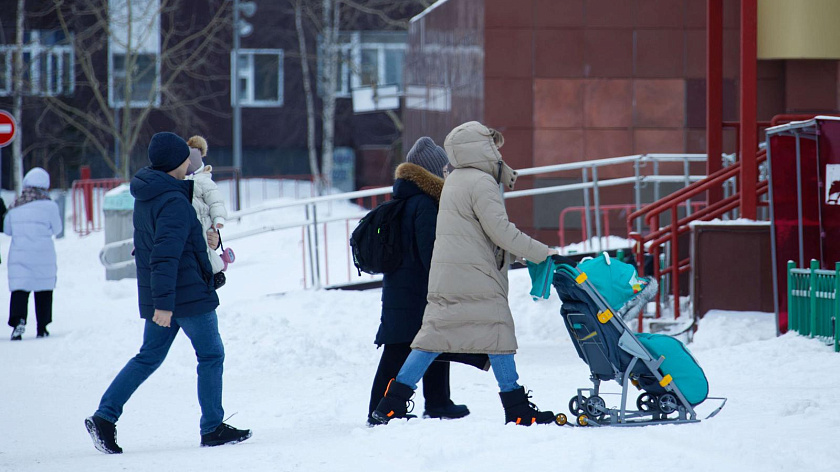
[0,193,838,472]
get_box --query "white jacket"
[187,165,228,273]
[4,199,63,292]
[188,165,227,231]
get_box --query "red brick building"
[404,0,840,244]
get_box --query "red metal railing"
[627,114,823,330]
[71,178,124,235]
[627,149,769,327]
[558,203,705,252]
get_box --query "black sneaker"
[85,416,123,454]
[200,423,252,447]
[10,321,25,341]
[37,328,49,338]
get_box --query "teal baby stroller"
[547,253,725,426]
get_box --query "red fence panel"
[71,178,124,235]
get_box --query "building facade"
[0,0,423,189]
[404,0,840,244]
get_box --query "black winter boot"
[369,379,416,425]
[424,400,470,419]
[499,387,556,426]
[200,423,252,447]
[85,416,123,454]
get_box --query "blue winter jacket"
[131,167,219,320]
[375,163,443,345]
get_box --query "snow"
[689,218,771,227]
[560,236,634,255]
[1,194,838,472]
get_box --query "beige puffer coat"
[411,122,553,354]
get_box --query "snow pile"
[560,236,634,255]
[0,195,837,472]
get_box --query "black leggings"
[8,290,53,332]
[369,342,451,415]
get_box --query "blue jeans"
[95,311,225,435]
[396,350,521,393]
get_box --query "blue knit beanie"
[148,132,190,172]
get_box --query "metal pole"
[707,0,724,206]
[592,166,602,253]
[795,132,805,268]
[232,0,242,178]
[634,158,642,234]
[114,110,120,173]
[683,156,692,218]
[305,204,316,288]
[313,203,321,289]
[582,167,592,252]
[739,0,758,219]
[767,136,782,336]
[653,160,660,203]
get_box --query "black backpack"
[350,198,407,275]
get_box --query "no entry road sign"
[0,110,17,148]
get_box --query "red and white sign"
[0,110,18,148]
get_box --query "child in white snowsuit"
[186,136,227,274]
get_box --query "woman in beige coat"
[370,121,560,427]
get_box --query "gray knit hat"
[406,137,449,178]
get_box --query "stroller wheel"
[569,396,587,416]
[577,414,589,426]
[554,413,567,426]
[636,393,659,413]
[658,393,678,414]
[585,396,606,417]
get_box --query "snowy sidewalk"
[0,226,837,472]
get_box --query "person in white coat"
[185,136,228,275]
[4,167,62,340]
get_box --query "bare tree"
[11,0,25,192]
[291,0,428,195]
[294,0,322,194]
[41,0,229,180]
[320,0,339,193]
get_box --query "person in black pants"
[3,168,63,340]
[9,291,53,338]
[368,137,468,424]
[369,343,454,417]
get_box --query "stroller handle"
[551,254,578,267]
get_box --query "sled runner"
[550,254,726,427]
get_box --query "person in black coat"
[85,132,250,454]
[368,137,469,423]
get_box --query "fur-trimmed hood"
[394,162,444,202]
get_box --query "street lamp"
[232,0,256,177]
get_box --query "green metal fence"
[788,260,840,352]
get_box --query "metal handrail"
[516,153,706,177]
[627,148,770,325]
[99,153,714,289]
[228,186,392,220]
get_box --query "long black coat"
[375,163,443,345]
[131,167,219,320]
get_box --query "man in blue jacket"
[85,132,250,453]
